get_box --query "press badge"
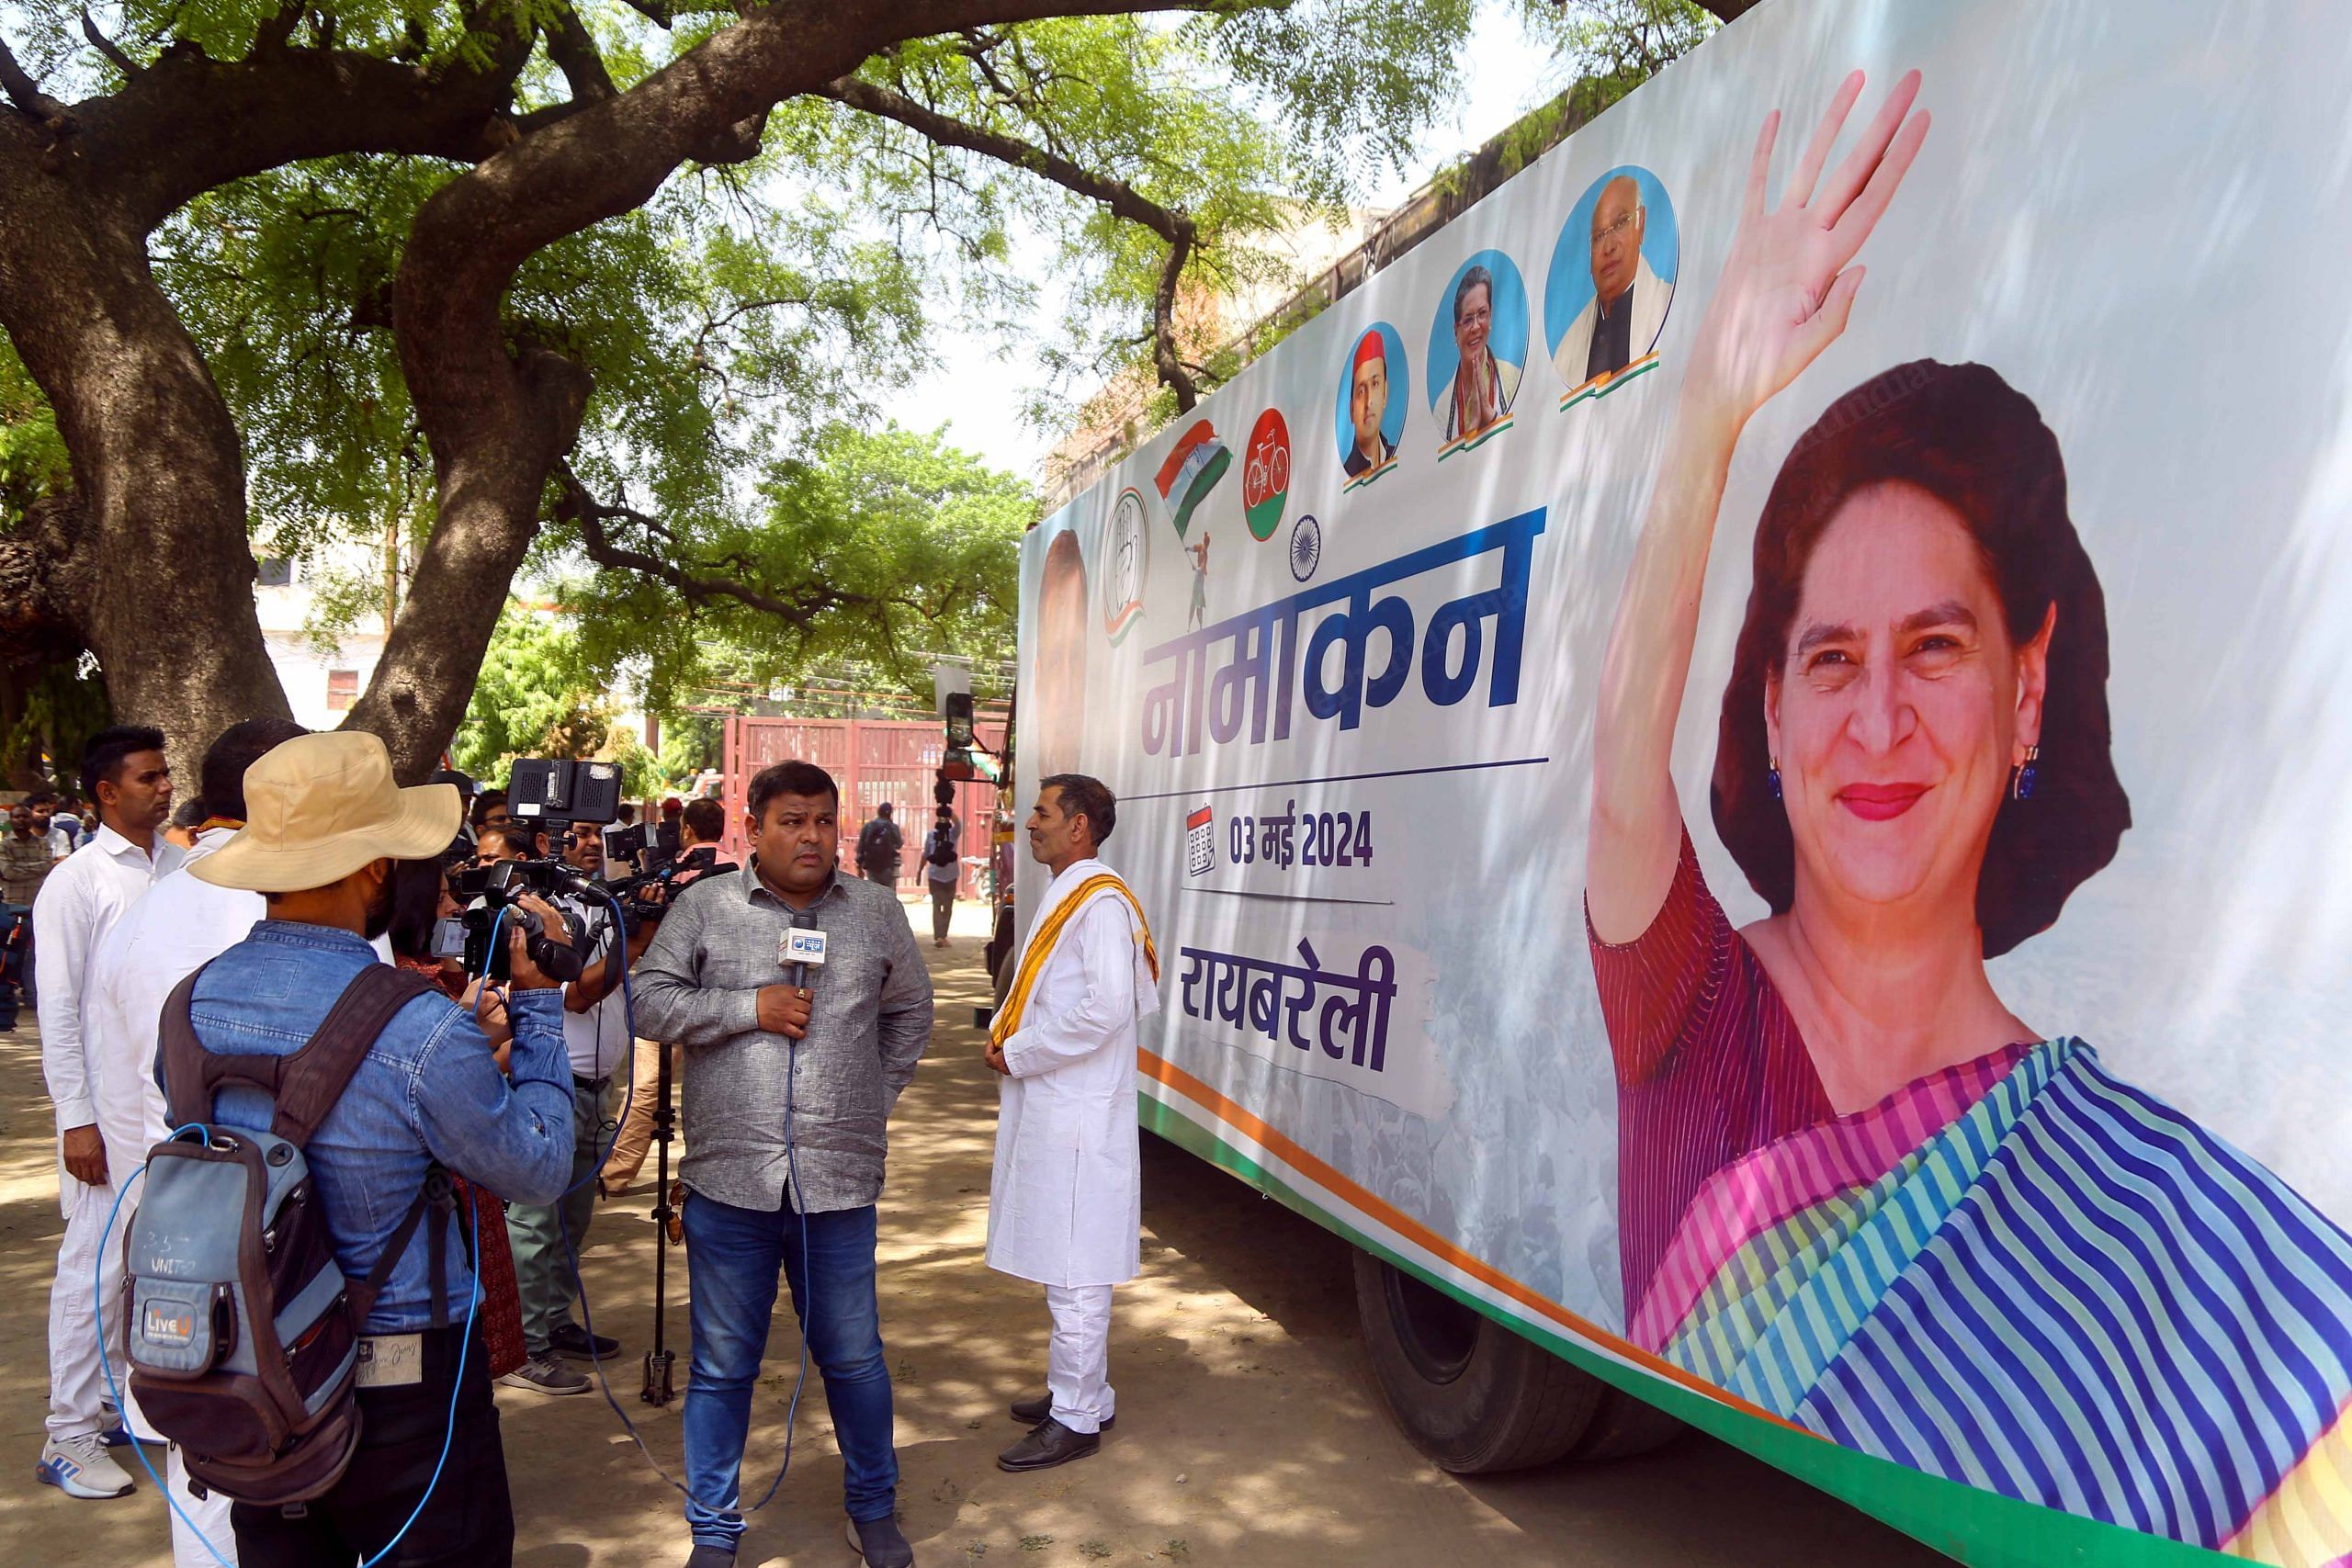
[356,1333,423,1388]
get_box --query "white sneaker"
[37,1433,136,1499]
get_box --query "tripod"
[641,1042,680,1406]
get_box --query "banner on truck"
[1017,3,2352,1562]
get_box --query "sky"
[877,6,1566,483]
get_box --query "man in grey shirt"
[632,759,932,1568]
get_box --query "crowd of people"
[8,721,1155,1568]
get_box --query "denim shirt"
[180,921,573,1334]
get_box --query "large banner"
[1016,3,2352,1562]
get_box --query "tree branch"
[12,18,538,231]
[253,3,303,53]
[80,9,141,77]
[1693,0,1758,21]
[544,5,616,104]
[556,461,831,628]
[820,73,1200,408]
[0,34,68,120]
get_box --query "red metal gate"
[720,715,1008,897]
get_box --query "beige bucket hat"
[191,730,460,893]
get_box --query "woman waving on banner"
[1583,70,2352,1562]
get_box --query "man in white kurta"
[35,727,179,1505]
[985,776,1158,1472]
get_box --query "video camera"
[448,858,599,984]
[446,758,629,983]
[507,758,623,829]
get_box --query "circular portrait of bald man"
[1334,321,1408,488]
[1546,165,1679,398]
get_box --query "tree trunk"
[0,122,290,784]
[347,335,591,780]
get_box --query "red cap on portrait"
[1353,331,1385,373]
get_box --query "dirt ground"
[0,898,1950,1566]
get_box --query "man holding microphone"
[632,761,932,1568]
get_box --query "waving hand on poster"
[1589,69,1928,940]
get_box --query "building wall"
[252,546,389,733]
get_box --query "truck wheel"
[1352,1249,1605,1473]
[1567,1381,1685,1461]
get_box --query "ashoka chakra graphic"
[1289,513,1322,582]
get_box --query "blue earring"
[2011,744,2041,801]
[1768,758,1782,800]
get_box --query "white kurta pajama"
[987,858,1159,1436]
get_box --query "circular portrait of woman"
[1034,527,1088,777]
[1333,322,1408,489]
[1582,73,2352,1562]
[1545,164,1679,400]
[1423,250,1529,452]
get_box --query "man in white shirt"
[922,807,962,947]
[85,717,306,1561]
[33,791,79,859]
[35,725,182,1502]
[985,774,1159,1473]
[500,823,649,1396]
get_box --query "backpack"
[125,963,447,1507]
[926,827,959,868]
[858,818,901,870]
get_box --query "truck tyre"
[1352,1249,1604,1472]
[1566,1381,1686,1461]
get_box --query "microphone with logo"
[781,910,828,994]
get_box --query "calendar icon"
[1184,806,1216,876]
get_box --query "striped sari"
[1639,1036,2352,1564]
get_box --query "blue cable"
[94,1134,232,1568]
[95,1134,483,1568]
[555,884,816,1523]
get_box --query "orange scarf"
[989,874,1159,1046]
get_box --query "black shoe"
[1009,1393,1114,1430]
[845,1514,914,1567]
[496,1350,591,1395]
[683,1545,735,1568]
[547,1321,620,1360]
[997,1416,1100,1472]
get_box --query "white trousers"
[47,1175,127,1440]
[1046,1283,1115,1436]
[170,1445,238,1566]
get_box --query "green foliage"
[657,716,722,784]
[2,655,112,788]
[1521,0,1716,109]
[605,730,663,797]
[564,420,1034,722]
[154,144,925,581]
[0,337,69,524]
[450,604,619,781]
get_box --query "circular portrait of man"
[1033,527,1089,777]
[1333,322,1408,487]
[1423,250,1530,451]
[1546,165,1679,398]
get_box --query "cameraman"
[594,800,732,1199]
[176,732,573,1564]
[463,822,625,1396]
[634,760,931,1568]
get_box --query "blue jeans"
[682,1190,897,1549]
